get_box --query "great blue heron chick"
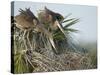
[38,7,66,36]
[14,8,39,50]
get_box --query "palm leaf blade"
[64,28,78,32]
[64,19,79,28]
[62,18,75,23]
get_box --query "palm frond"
[14,51,30,73]
[64,28,78,33]
[64,19,79,28]
[62,18,75,23]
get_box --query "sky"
[12,1,97,43]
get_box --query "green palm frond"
[62,18,76,23]
[14,51,30,73]
[64,28,78,33]
[64,18,79,28]
[53,32,65,40]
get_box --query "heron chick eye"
[33,19,38,26]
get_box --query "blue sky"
[12,1,97,42]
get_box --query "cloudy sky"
[12,1,97,43]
